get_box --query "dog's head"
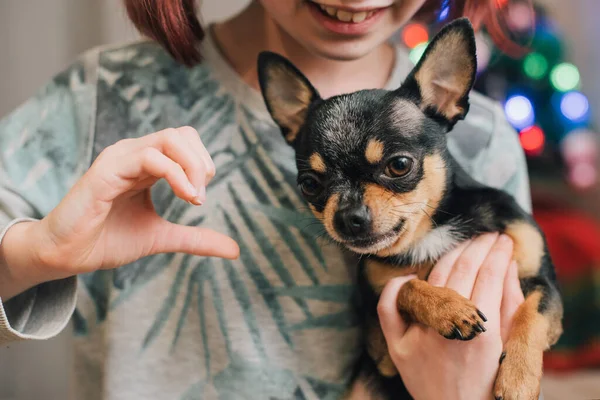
[258,18,477,257]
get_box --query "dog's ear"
[398,18,477,129]
[257,51,320,144]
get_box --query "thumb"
[378,275,417,344]
[151,220,240,260]
[500,261,524,343]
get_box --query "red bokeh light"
[402,23,429,49]
[520,126,545,155]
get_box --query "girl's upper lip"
[309,1,392,12]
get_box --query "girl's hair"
[124,0,530,67]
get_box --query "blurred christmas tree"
[400,0,598,190]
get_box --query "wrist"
[0,220,63,300]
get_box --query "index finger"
[470,234,514,320]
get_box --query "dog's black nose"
[334,205,371,238]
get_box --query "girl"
[0,1,531,399]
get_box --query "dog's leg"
[396,279,488,340]
[366,260,485,340]
[366,319,398,377]
[492,222,564,400]
[493,277,563,400]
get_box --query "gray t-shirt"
[0,31,531,400]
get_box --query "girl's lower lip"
[307,2,387,36]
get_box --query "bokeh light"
[569,162,597,189]
[505,95,535,129]
[402,23,429,49]
[409,42,429,65]
[550,63,581,92]
[523,53,548,80]
[438,6,450,21]
[560,91,590,123]
[519,126,545,155]
[438,0,450,21]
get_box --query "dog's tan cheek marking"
[375,153,447,257]
[365,139,384,164]
[309,153,326,173]
[322,193,341,241]
[308,204,323,220]
[266,65,313,143]
[504,222,544,278]
[414,31,473,121]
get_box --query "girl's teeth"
[316,3,375,23]
[352,11,368,23]
[336,10,353,22]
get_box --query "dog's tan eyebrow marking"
[309,153,326,173]
[365,139,384,164]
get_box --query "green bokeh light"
[550,63,580,91]
[523,53,548,79]
[409,42,429,65]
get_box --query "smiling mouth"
[344,221,404,254]
[308,1,385,23]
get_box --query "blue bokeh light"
[438,0,450,21]
[560,91,590,123]
[504,95,535,129]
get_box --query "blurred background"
[1,0,599,399]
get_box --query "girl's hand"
[378,233,524,400]
[1,127,239,299]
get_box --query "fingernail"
[190,197,203,206]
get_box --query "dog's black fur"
[257,18,563,400]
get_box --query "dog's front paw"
[397,281,487,341]
[493,348,543,400]
[430,287,487,341]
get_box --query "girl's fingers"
[445,233,499,298]
[137,147,199,202]
[94,127,214,205]
[428,240,471,287]
[470,235,514,322]
[500,261,525,343]
[177,126,216,186]
[151,128,208,204]
[378,276,418,344]
[151,219,240,260]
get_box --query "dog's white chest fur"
[408,225,462,264]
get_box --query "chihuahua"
[257,18,563,400]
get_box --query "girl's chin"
[303,39,387,61]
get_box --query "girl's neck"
[211,2,397,99]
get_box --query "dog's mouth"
[343,220,405,254]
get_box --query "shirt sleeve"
[0,57,96,345]
[449,95,532,213]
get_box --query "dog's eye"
[299,177,323,197]
[385,157,413,178]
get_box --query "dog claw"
[477,310,488,322]
[453,327,463,340]
[495,397,503,400]
[499,352,506,364]
[477,322,486,332]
